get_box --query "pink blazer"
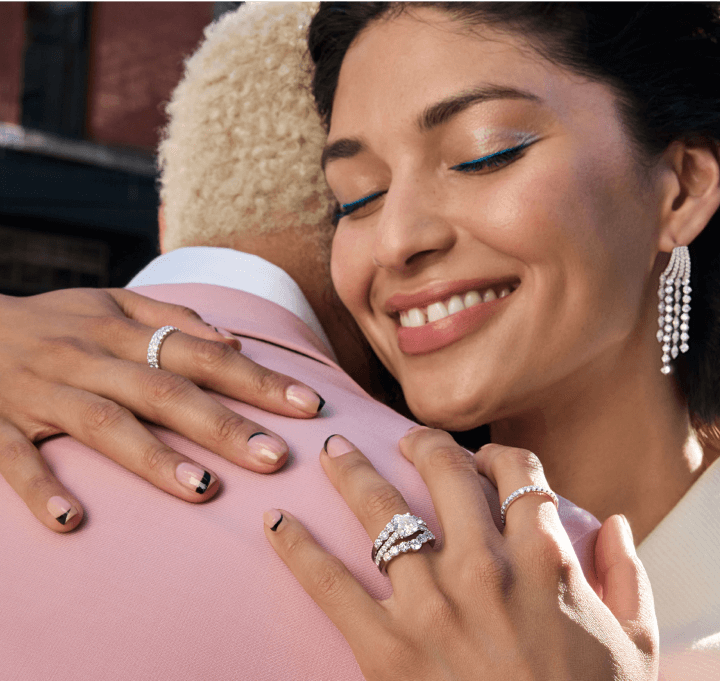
[0,283,600,680]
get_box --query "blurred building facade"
[0,2,239,295]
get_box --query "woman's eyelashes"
[450,141,533,173]
[335,190,387,221]
[334,140,534,221]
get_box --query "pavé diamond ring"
[147,326,180,370]
[372,512,435,574]
[500,485,559,526]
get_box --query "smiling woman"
[257,3,720,679]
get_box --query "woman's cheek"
[330,226,371,317]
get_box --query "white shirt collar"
[637,453,720,651]
[126,247,333,351]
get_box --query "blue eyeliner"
[451,142,530,172]
[336,190,386,220]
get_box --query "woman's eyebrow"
[321,85,541,171]
[418,85,542,132]
[321,137,365,171]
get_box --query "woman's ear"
[657,138,720,253]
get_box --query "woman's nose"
[371,185,456,272]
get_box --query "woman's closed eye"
[450,141,534,174]
[335,190,387,221]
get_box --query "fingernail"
[619,514,635,549]
[248,432,288,464]
[402,425,427,438]
[323,434,355,458]
[214,326,237,341]
[263,508,284,531]
[286,385,325,414]
[47,496,78,525]
[175,462,217,494]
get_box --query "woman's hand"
[264,428,659,681]
[0,288,325,532]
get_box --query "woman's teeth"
[398,286,513,328]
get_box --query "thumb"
[595,515,658,640]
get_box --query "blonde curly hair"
[158,2,333,256]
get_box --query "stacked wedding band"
[500,485,559,525]
[147,326,180,369]
[372,513,435,573]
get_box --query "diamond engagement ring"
[372,513,435,574]
[147,326,180,370]
[500,485,559,525]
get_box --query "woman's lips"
[396,292,512,355]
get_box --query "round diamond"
[661,365,672,375]
[680,343,689,353]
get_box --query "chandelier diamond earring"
[656,245,691,375]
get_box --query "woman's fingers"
[595,515,659,658]
[262,509,382,644]
[156,331,325,418]
[475,443,561,536]
[42,385,220,503]
[398,427,498,553]
[319,435,433,585]
[79,358,289,471]
[0,417,83,532]
[108,288,241,349]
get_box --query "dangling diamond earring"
[657,245,691,375]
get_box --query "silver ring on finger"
[372,512,435,575]
[147,326,180,370]
[500,485,559,525]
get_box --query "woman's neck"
[489,343,709,546]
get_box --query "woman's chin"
[406,393,489,433]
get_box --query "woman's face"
[324,9,664,429]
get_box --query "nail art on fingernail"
[263,508,284,531]
[248,432,288,464]
[47,496,78,525]
[215,326,237,341]
[286,385,325,414]
[176,462,217,494]
[324,434,355,458]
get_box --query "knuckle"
[139,443,175,473]
[246,365,284,397]
[357,482,405,522]
[463,551,515,601]
[24,473,56,497]
[309,557,351,605]
[210,411,248,446]
[191,338,235,373]
[175,304,202,321]
[81,399,128,434]
[141,371,193,407]
[418,592,457,630]
[85,313,127,338]
[1,438,35,468]
[427,444,475,474]
[491,446,545,479]
[40,335,90,359]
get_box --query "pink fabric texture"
[0,284,601,680]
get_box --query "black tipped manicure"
[323,434,339,454]
[316,395,326,413]
[271,514,284,532]
[196,470,212,494]
[247,432,264,442]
